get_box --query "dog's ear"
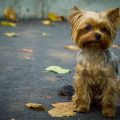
[105,8,120,27]
[68,6,84,26]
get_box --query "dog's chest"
[77,50,108,85]
[77,50,109,98]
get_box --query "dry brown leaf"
[25,103,46,111]
[57,16,65,21]
[21,49,33,53]
[48,108,76,117]
[3,7,17,22]
[64,45,80,51]
[112,44,120,49]
[48,102,76,117]
[51,102,75,109]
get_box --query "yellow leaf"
[48,12,65,22]
[48,102,76,117]
[4,32,19,37]
[25,103,46,111]
[1,21,16,27]
[48,12,58,21]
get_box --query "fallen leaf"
[4,7,17,22]
[48,12,58,22]
[64,45,80,51]
[112,44,120,49]
[46,95,52,99]
[25,103,46,111]
[51,102,74,108]
[41,20,52,26]
[48,13,65,22]
[23,56,34,60]
[1,21,16,27]
[57,16,65,21]
[45,66,70,74]
[4,32,19,37]
[48,102,76,117]
[21,49,33,53]
[41,32,50,36]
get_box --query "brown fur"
[68,6,120,117]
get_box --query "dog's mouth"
[83,40,101,48]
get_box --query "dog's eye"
[85,24,92,30]
[101,27,108,33]
[101,27,111,36]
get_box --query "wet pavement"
[0,20,120,120]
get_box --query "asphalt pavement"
[0,20,120,120]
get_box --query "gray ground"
[0,20,120,120]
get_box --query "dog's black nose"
[95,33,101,40]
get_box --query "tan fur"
[68,6,120,117]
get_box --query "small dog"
[68,6,120,117]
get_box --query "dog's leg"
[72,67,91,113]
[102,80,116,117]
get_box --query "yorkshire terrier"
[68,6,120,117]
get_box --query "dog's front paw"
[102,108,116,118]
[74,105,89,113]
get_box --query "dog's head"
[68,6,120,50]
